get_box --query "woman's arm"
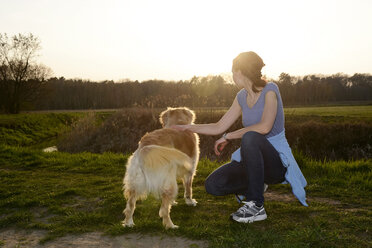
[174,97,241,135]
[223,91,278,140]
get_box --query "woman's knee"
[241,131,264,147]
[205,174,225,196]
[204,177,215,195]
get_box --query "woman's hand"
[214,137,229,156]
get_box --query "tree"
[0,33,52,113]
[278,73,296,105]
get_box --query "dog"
[122,107,200,229]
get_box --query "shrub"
[58,108,372,161]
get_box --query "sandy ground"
[0,229,208,248]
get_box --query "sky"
[1,0,371,82]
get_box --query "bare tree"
[0,33,52,113]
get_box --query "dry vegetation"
[57,107,372,161]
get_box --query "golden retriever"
[122,107,199,229]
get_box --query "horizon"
[1,0,372,82]
[47,71,370,84]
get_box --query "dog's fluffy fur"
[122,107,200,229]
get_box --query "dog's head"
[159,107,196,128]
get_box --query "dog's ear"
[182,108,196,124]
[159,108,171,127]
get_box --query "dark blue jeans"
[205,131,287,206]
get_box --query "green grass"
[284,105,372,120]
[197,105,372,126]
[0,108,371,247]
[0,145,370,247]
[0,112,112,149]
[196,105,372,117]
[0,113,80,148]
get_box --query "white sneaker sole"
[232,213,267,223]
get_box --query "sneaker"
[231,201,267,223]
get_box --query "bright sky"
[1,0,371,82]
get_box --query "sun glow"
[1,0,371,81]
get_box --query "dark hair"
[232,51,267,92]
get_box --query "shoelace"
[242,201,256,207]
[237,201,256,213]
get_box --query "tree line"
[32,76,238,110]
[27,73,371,111]
[1,33,371,113]
[277,72,372,105]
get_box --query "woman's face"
[232,69,245,88]
[232,68,254,89]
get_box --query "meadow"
[0,106,371,247]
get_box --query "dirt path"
[265,191,342,205]
[0,229,208,248]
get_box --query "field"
[284,105,372,119]
[0,106,371,247]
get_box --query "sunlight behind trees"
[1,0,371,81]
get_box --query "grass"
[0,112,112,149]
[196,105,372,121]
[284,105,372,118]
[0,145,370,247]
[0,107,371,247]
[0,113,80,148]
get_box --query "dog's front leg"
[183,174,197,206]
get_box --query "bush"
[58,108,372,161]
[58,108,161,154]
[286,120,372,160]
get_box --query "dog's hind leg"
[122,190,137,227]
[183,173,197,206]
[159,186,178,229]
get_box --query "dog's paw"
[165,224,179,229]
[171,200,178,206]
[185,198,197,206]
[122,220,134,227]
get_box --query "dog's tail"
[123,149,148,200]
[140,145,193,172]
[123,145,192,200]
[140,145,192,198]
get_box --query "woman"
[173,51,308,223]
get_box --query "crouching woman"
[173,51,308,223]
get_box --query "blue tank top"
[236,82,284,138]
